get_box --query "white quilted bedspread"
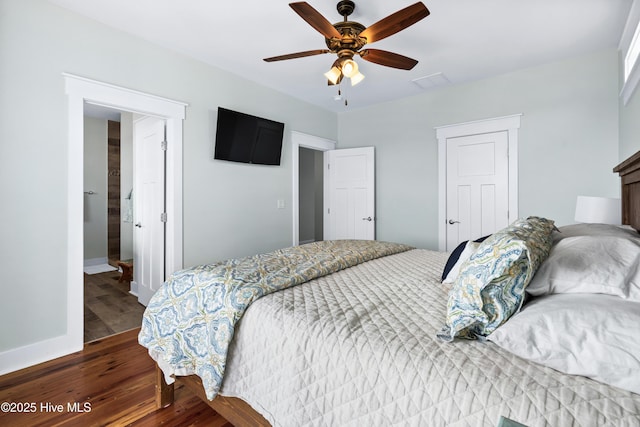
[219,249,640,426]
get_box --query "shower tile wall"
[107,120,120,264]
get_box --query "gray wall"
[0,0,336,353]
[299,147,324,243]
[83,117,108,261]
[83,115,134,263]
[338,49,621,249]
[314,150,324,241]
[120,112,134,261]
[299,147,316,243]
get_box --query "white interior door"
[133,116,166,306]
[446,131,509,250]
[326,147,375,240]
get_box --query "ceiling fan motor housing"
[326,21,366,53]
[336,0,356,17]
[327,1,367,53]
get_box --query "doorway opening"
[2,75,186,374]
[82,106,146,342]
[298,146,324,244]
[291,131,336,246]
[64,74,186,357]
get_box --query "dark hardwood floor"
[0,328,233,426]
[84,269,145,342]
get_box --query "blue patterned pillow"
[438,217,556,341]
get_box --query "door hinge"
[160,212,167,223]
[161,140,168,151]
[327,208,330,214]
[327,163,330,170]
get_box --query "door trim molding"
[436,114,522,251]
[291,131,336,246]
[0,74,187,376]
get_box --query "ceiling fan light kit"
[324,56,365,86]
[264,0,430,101]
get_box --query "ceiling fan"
[264,1,430,87]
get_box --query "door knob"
[448,219,460,225]
[135,223,142,228]
[362,217,373,222]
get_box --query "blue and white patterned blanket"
[138,240,413,400]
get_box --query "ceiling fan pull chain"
[340,82,348,106]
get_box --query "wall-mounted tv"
[214,107,285,166]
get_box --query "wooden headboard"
[613,150,640,230]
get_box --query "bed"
[139,152,640,426]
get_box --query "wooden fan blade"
[359,2,430,43]
[289,2,342,39]
[264,49,331,62]
[359,49,418,70]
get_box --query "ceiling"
[50,0,633,113]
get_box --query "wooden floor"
[0,328,233,427]
[84,269,146,342]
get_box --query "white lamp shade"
[324,66,341,85]
[574,196,621,225]
[350,71,365,86]
[341,59,358,78]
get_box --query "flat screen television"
[214,107,285,165]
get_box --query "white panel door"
[133,116,166,306]
[326,147,375,240]
[446,131,509,250]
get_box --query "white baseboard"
[84,257,109,267]
[130,280,139,298]
[0,333,81,376]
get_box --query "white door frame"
[436,114,521,251]
[39,74,185,367]
[291,131,336,246]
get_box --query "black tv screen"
[214,107,285,165]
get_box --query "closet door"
[445,131,509,250]
[436,114,521,251]
[326,147,375,240]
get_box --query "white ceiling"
[50,0,633,113]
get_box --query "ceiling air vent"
[412,72,450,90]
